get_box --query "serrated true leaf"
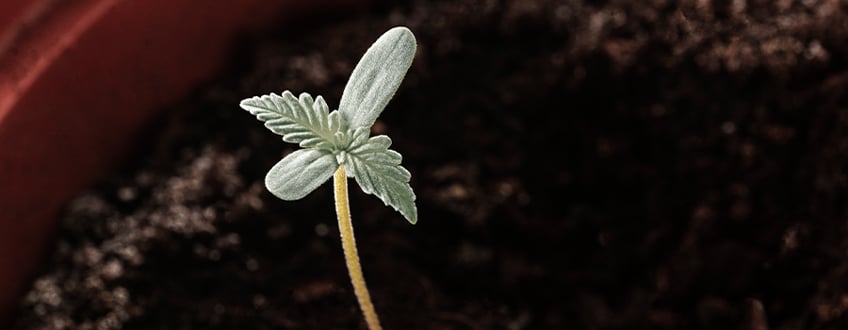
[339,26,417,130]
[240,27,421,226]
[266,149,337,200]
[344,135,417,224]
[240,91,341,150]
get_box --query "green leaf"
[344,134,417,224]
[266,149,338,200]
[339,26,417,130]
[240,27,421,225]
[240,91,342,150]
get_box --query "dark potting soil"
[14,0,848,329]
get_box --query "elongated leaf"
[339,26,417,129]
[240,91,342,150]
[266,149,338,200]
[343,134,417,224]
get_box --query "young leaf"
[344,135,418,224]
[266,149,337,200]
[240,27,421,225]
[240,91,340,150]
[339,26,417,130]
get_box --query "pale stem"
[334,165,383,330]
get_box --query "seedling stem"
[333,165,382,330]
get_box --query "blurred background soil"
[14,0,848,329]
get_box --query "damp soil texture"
[14,1,848,329]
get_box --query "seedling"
[239,26,418,330]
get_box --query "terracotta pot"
[0,0,366,324]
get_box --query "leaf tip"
[387,26,416,44]
[405,211,418,225]
[238,96,257,110]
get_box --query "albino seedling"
[239,26,418,330]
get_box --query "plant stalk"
[333,165,383,330]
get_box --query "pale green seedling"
[239,26,418,330]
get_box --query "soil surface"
[14,0,848,329]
